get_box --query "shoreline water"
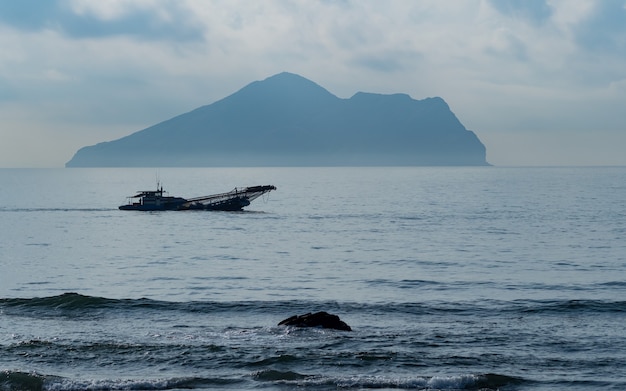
[1,167,625,390]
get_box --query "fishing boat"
[119,184,276,211]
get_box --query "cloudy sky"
[1,0,625,167]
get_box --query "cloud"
[0,0,204,41]
[488,0,552,24]
[350,50,424,73]
[0,0,59,30]
[572,0,626,55]
[0,76,17,101]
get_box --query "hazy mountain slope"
[66,72,488,167]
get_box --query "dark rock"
[278,311,352,331]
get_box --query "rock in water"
[278,312,352,331]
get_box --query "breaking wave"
[1,370,523,391]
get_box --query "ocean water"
[0,167,625,391]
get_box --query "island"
[66,72,489,167]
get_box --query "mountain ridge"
[66,72,489,167]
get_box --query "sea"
[0,167,624,391]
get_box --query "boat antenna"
[156,171,162,193]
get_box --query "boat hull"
[118,196,188,211]
[186,197,251,211]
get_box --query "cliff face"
[66,72,489,167]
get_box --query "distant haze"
[66,73,488,167]
[2,2,626,167]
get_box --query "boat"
[119,184,277,211]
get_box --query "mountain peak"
[262,71,322,87]
[265,71,311,82]
[234,72,337,102]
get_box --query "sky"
[1,0,625,167]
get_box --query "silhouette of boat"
[119,184,276,211]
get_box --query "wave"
[1,293,118,310]
[1,370,523,391]
[0,371,241,391]
[332,373,523,390]
[510,299,626,314]
[2,293,625,317]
